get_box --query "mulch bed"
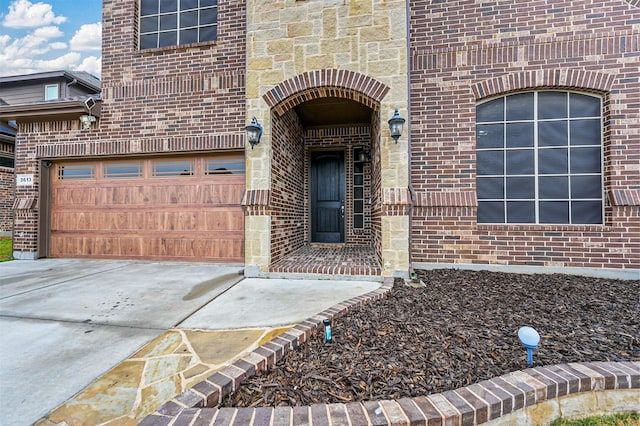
[221,269,640,408]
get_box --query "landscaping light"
[518,326,540,366]
[323,318,332,344]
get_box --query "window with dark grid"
[139,0,217,50]
[476,91,603,225]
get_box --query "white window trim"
[44,84,59,100]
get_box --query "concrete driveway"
[0,259,243,426]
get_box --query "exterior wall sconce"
[245,116,263,149]
[79,114,96,129]
[356,147,371,163]
[388,108,406,143]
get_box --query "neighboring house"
[0,1,637,279]
[0,71,101,236]
[0,115,16,235]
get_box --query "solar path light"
[518,326,540,366]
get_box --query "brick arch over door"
[263,69,390,115]
[471,70,616,100]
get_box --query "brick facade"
[5,0,638,274]
[409,0,640,272]
[10,0,247,258]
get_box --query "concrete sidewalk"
[0,259,380,425]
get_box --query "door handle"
[340,203,345,218]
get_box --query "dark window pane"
[538,92,567,119]
[506,150,534,175]
[477,177,504,199]
[160,0,177,13]
[539,176,568,199]
[506,176,534,199]
[180,28,198,44]
[153,160,194,176]
[140,33,158,49]
[140,0,159,16]
[354,215,364,228]
[506,92,534,121]
[540,201,569,224]
[478,201,504,223]
[158,31,177,47]
[571,201,602,224]
[180,10,198,27]
[58,165,95,180]
[506,122,534,147]
[476,124,503,149]
[570,147,601,173]
[507,201,535,223]
[140,16,158,33]
[538,148,568,174]
[570,119,600,146]
[182,0,199,10]
[354,162,363,173]
[354,200,364,213]
[571,175,602,199]
[200,7,217,25]
[160,13,177,30]
[201,0,217,6]
[199,24,216,42]
[354,187,364,199]
[538,121,568,147]
[477,150,504,176]
[570,93,600,118]
[0,156,14,168]
[354,175,363,185]
[477,98,503,123]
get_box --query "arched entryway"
[264,70,390,276]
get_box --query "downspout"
[406,0,416,277]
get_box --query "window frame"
[138,0,218,50]
[475,90,604,225]
[44,84,59,101]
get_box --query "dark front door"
[311,151,345,243]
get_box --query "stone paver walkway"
[36,327,288,425]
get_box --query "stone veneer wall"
[11,0,247,257]
[143,278,640,425]
[409,0,640,271]
[244,0,411,276]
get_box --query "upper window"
[476,91,603,225]
[139,0,218,50]
[45,84,59,100]
[0,154,14,169]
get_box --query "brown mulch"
[221,269,640,408]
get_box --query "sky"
[0,0,102,78]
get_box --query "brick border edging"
[142,279,640,425]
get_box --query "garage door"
[49,154,245,262]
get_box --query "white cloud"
[75,55,101,76]
[50,41,66,49]
[2,0,66,28]
[69,22,101,51]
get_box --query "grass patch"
[550,412,640,426]
[0,237,12,262]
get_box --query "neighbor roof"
[0,70,101,93]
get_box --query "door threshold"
[310,243,346,249]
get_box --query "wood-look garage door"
[49,154,245,262]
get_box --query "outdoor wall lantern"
[388,108,405,143]
[79,114,96,129]
[245,116,263,149]
[518,326,540,366]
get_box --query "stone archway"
[265,70,390,270]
